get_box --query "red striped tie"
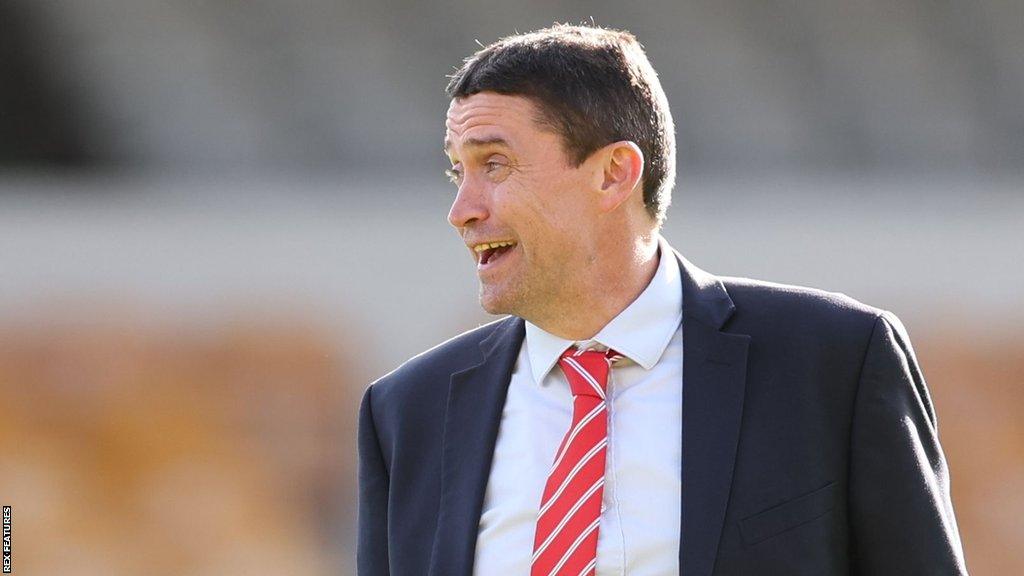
[531,346,622,576]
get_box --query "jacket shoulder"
[367,316,515,405]
[718,275,886,335]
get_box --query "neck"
[532,233,661,341]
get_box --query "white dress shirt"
[474,236,684,575]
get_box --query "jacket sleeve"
[848,312,967,575]
[357,384,390,575]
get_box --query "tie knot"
[557,347,621,398]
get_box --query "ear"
[597,140,644,214]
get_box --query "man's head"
[443,24,675,331]
[447,24,675,224]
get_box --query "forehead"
[444,92,546,151]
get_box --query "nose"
[447,177,489,230]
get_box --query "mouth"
[472,240,518,269]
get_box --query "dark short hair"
[446,24,676,224]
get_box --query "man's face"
[445,92,602,319]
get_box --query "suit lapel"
[675,252,750,576]
[428,316,525,576]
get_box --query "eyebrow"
[443,136,512,156]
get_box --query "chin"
[478,294,509,316]
[478,285,517,316]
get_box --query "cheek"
[508,197,565,250]
[495,169,585,248]
[517,170,575,217]
[538,173,593,233]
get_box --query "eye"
[484,156,511,180]
[444,166,463,185]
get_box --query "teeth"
[473,241,515,252]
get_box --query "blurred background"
[1,1,1021,574]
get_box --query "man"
[357,24,966,575]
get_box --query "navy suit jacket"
[357,252,966,575]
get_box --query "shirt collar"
[524,236,683,385]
